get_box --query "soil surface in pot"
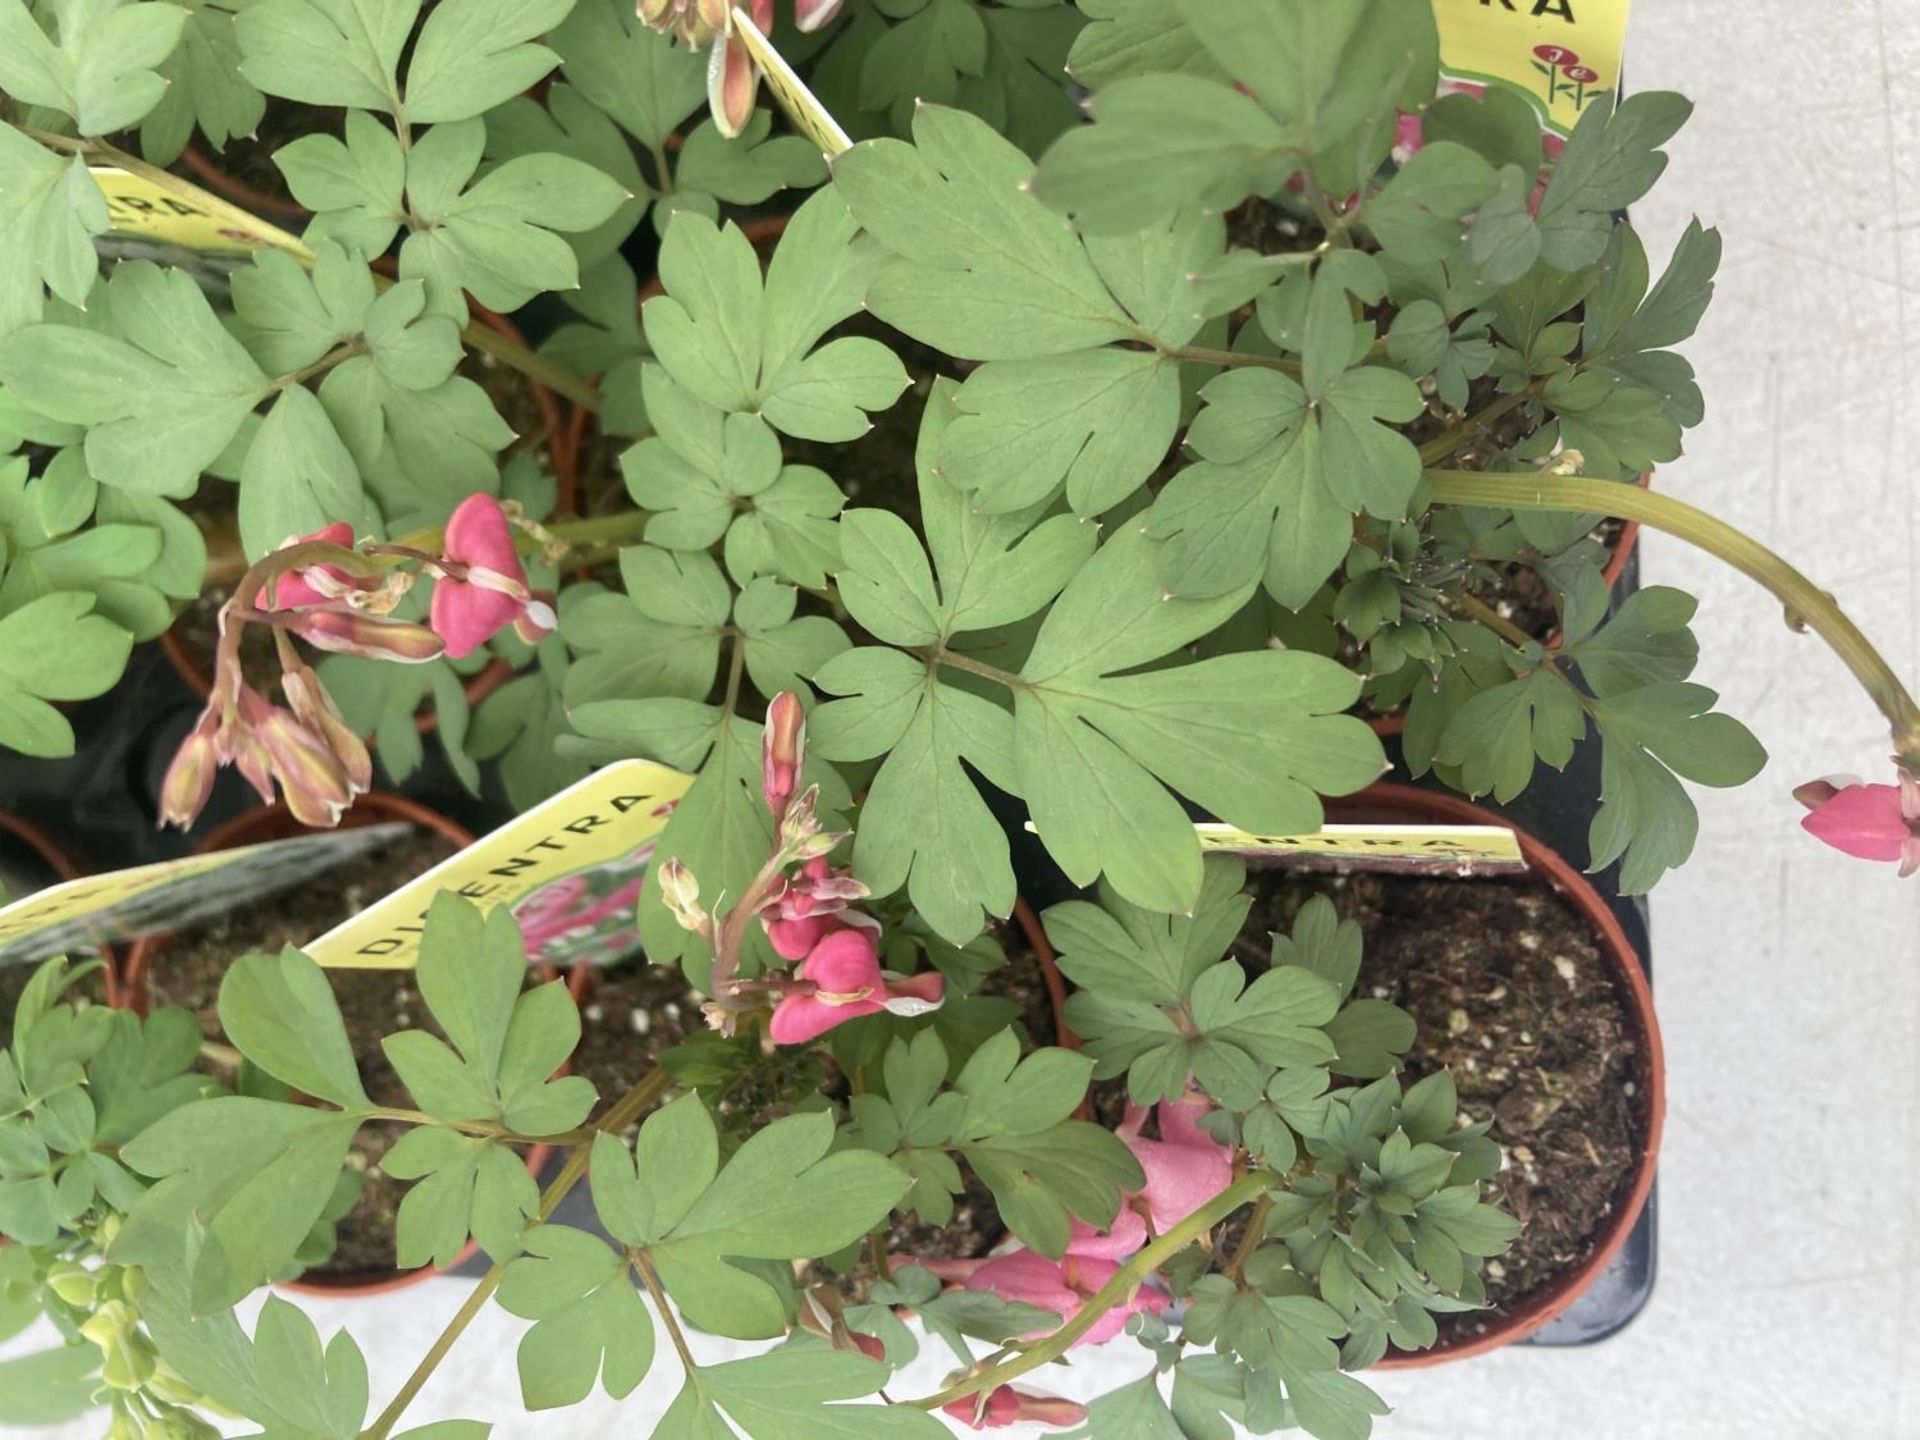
[188,102,339,216]
[570,957,701,1134]
[782,314,964,536]
[143,830,467,1278]
[1240,867,1648,1348]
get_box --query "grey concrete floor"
[8,2,1920,1435]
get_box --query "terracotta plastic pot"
[117,793,567,1297]
[1321,782,1664,1366]
[1367,471,1652,737]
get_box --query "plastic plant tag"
[88,167,312,258]
[727,4,853,157]
[0,824,408,968]
[1198,822,1528,875]
[1430,0,1630,136]
[305,759,694,970]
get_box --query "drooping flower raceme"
[160,497,557,830]
[661,692,945,1041]
[1795,767,1920,875]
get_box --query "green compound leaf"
[1534,91,1692,270]
[666,112,827,232]
[248,1296,368,1440]
[382,1126,538,1268]
[139,0,267,163]
[237,384,373,558]
[1014,524,1382,913]
[1589,681,1765,893]
[642,187,906,442]
[236,0,417,111]
[0,590,132,757]
[592,1101,908,1339]
[1066,0,1225,91]
[0,452,176,643]
[275,110,408,258]
[118,1097,361,1313]
[1434,668,1586,804]
[217,948,369,1109]
[810,381,1092,942]
[1033,0,1437,234]
[385,895,594,1135]
[0,261,270,498]
[661,1348,945,1440]
[0,0,187,135]
[499,1224,654,1410]
[403,0,570,124]
[550,0,704,150]
[485,84,650,269]
[0,122,106,342]
[839,105,1251,515]
[398,116,630,317]
[619,366,843,589]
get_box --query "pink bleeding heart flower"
[428,495,555,660]
[965,1248,1169,1347]
[943,1387,1087,1431]
[265,522,357,609]
[1795,768,1920,875]
[766,927,943,1045]
[762,856,868,959]
[1119,1094,1236,1236]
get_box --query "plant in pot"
[8,1,1920,1437]
[0,0,839,801]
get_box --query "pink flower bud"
[158,715,219,830]
[762,692,806,823]
[707,32,758,140]
[282,665,372,795]
[254,702,354,828]
[287,610,446,663]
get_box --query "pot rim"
[0,809,118,985]
[1333,782,1664,1366]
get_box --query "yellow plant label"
[306,759,693,969]
[88,167,312,258]
[1430,0,1631,135]
[727,6,854,158]
[1196,823,1527,872]
[0,825,408,967]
